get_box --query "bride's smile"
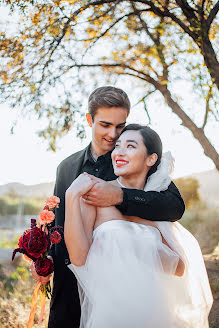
[115,159,129,167]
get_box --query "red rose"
[50,231,61,244]
[18,227,48,258]
[35,256,54,277]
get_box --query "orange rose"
[38,210,55,224]
[45,196,60,209]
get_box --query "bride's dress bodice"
[93,219,161,238]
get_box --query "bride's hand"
[30,260,52,285]
[66,172,97,198]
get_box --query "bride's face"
[111,130,149,177]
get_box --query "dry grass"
[181,207,219,327]
[180,205,219,254]
[0,260,49,328]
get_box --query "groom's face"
[86,107,128,156]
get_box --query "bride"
[64,124,212,328]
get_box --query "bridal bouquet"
[12,196,63,327]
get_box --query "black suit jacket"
[48,145,185,328]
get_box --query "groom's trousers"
[48,259,81,328]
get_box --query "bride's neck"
[117,175,146,190]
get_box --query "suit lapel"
[66,146,88,189]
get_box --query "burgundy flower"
[18,227,48,258]
[35,256,54,277]
[43,205,50,211]
[50,231,61,244]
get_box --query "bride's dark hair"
[120,124,162,178]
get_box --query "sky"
[1,84,217,186]
[0,5,218,186]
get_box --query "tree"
[0,0,218,168]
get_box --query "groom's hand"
[83,181,123,207]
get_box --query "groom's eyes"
[117,123,125,129]
[99,122,125,128]
[101,123,110,127]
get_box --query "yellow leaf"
[1,72,8,83]
[30,84,36,93]
[160,80,168,85]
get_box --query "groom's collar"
[82,143,112,166]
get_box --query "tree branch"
[134,0,199,41]
[206,1,219,31]
[132,4,168,80]
[202,85,212,129]
[81,10,139,59]
[66,62,161,86]
[175,0,198,25]
[131,3,157,44]
[76,0,199,41]
[201,0,205,12]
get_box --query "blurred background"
[0,1,219,327]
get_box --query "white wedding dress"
[68,153,213,328]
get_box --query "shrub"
[174,177,200,209]
[0,196,44,216]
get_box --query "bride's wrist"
[65,190,81,200]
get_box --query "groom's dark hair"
[88,86,131,119]
[121,124,162,178]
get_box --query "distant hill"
[0,169,218,206]
[0,182,55,199]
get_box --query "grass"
[0,232,19,248]
[0,261,49,328]
[0,264,30,297]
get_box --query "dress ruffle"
[68,220,212,328]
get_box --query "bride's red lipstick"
[115,159,128,167]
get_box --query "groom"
[31,86,185,327]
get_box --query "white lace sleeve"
[144,151,174,192]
